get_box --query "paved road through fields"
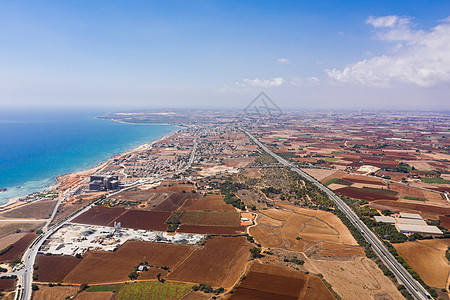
[242,128,431,300]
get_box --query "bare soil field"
[179,194,235,211]
[241,168,262,179]
[302,168,341,182]
[376,170,406,182]
[439,216,450,230]
[390,183,425,199]
[72,206,126,226]
[370,200,450,217]
[152,193,190,212]
[177,224,245,234]
[0,232,36,262]
[114,189,153,202]
[281,205,358,246]
[0,199,57,219]
[152,183,196,193]
[334,186,398,201]
[305,256,403,300]
[36,254,82,283]
[76,291,113,300]
[223,157,254,168]
[64,241,197,284]
[262,208,292,221]
[394,240,449,288]
[0,232,29,249]
[0,278,15,290]
[251,205,358,255]
[343,176,385,186]
[229,263,334,300]
[249,225,285,248]
[167,236,251,288]
[111,210,171,231]
[0,222,43,238]
[33,286,79,300]
[167,210,240,227]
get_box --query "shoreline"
[0,126,181,210]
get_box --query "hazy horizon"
[1,1,450,110]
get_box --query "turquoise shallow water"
[0,109,177,204]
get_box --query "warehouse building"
[395,224,443,236]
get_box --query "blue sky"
[1,1,449,110]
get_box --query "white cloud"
[290,76,320,86]
[277,58,290,64]
[327,16,450,87]
[237,77,284,88]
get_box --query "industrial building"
[88,175,120,191]
[374,216,396,223]
[395,224,443,236]
[374,212,443,236]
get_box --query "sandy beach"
[0,128,181,211]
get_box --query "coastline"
[0,126,181,210]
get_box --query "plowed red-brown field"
[439,216,450,230]
[0,232,36,262]
[109,210,171,231]
[72,206,126,226]
[334,186,398,201]
[371,200,450,216]
[152,193,189,212]
[36,254,82,283]
[179,194,235,211]
[63,241,197,284]
[230,263,334,300]
[168,236,251,288]
[167,210,240,227]
[343,177,385,186]
[177,225,245,234]
[0,278,15,290]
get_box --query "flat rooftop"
[374,216,396,223]
[395,224,443,235]
[399,212,423,220]
[395,218,427,226]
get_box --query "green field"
[420,177,450,184]
[403,196,426,201]
[331,151,341,154]
[116,281,193,300]
[325,157,338,162]
[324,178,339,186]
[86,284,122,292]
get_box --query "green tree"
[249,247,261,259]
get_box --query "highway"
[242,129,431,300]
[12,139,197,300]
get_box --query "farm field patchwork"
[167,210,240,227]
[179,194,235,211]
[72,206,126,226]
[393,239,449,288]
[63,241,198,284]
[35,254,82,283]
[168,236,251,288]
[177,225,245,234]
[114,281,193,300]
[110,210,172,231]
[0,232,37,262]
[230,263,334,300]
[334,186,398,201]
[152,192,190,212]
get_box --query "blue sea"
[0,109,178,204]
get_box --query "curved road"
[242,129,431,300]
